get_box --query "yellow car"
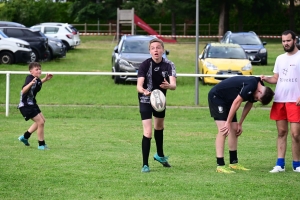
[198,43,252,84]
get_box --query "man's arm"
[261,73,278,84]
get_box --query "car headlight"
[242,62,252,71]
[16,43,26,48]
[259,48,267,54]
[204,61,218,70]
[49,40,63,47]
[119,59,135,71]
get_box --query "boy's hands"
[45,73,53,80]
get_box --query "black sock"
[229,150,238,164]
[217,157,225,166]
[38,140,45,146]
[142,135,151,166]
[154,129,164,157]
[24,131,32,139]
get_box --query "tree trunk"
[218,2,226,40]
[171,11,176,40]
[289,0,295,32]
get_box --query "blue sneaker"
[141,165,150,173]
[154,153,171,167]
[38,145,49,150]
[18,135,30,146]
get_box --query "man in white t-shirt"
[261,30,300,173]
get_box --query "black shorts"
[139,102,165,120]
[19,105,41,121]
[208,93,237,122]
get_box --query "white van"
[0,30,32,64]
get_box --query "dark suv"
[220,31,268,65]
[0,27,49,62]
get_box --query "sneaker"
[38,145,49,150]
[216,166,235,173]
[269,166,285,173]
[293,167,300,172]
[18,135,30,146]
[229,163,250,171]
[153,153,171,167]
[141,165,150,173]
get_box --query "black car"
[112,35,169,84]
[0,27,49,62]
[220,31,268,65]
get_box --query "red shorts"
[270,102,300,122]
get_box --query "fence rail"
[1,71,271,117]
[72,23,289,36]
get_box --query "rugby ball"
[150,89,166,112]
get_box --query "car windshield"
[230,35,262,45]
[0,30,8,38]
[121,40,149,53]
[207,46,247,59]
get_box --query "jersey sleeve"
[22,75,34,89]
[167,60,177,78]
[138,60,147,78]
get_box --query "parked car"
[0,30,31,64]
[46,36,66,60]
[0,27,49,62]
[220,31,268,65]
[198,43,252,85]
[31,22,81,50]
[0,21,25,28]
[111,35,169,84]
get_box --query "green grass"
[0,36,295,199]
[0,106,298,199]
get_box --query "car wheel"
[201,70,206,85]
[48,48,53,60]
[30,50,39,62]
[62,41,71,51]
[114,75,121,84]
[261,60,268,65]
[0,52,14,64]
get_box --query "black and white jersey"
[18,75,42,108]
[209,76,263,104]
[138,58,176,104]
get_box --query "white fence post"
[6,72,10,117]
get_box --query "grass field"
[0,36,297,200]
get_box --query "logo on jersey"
[218,106,224,113]
[154,67,160,71]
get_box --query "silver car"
[46,36,66,60]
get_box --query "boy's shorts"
[139,102,165,120]
[270,102,300,123]
[208,93,237,122]
[19,105,41,121]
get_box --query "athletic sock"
[229,150,238,164]
[142,135,151,166]
[24,131,32,140]
[154,129,164,157]
[292,161,300,170]
[276,158,285,169]
[217,157,225,166]
[38,140,45,146]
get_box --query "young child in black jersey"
[137,38,177,173]
[18,62,53,150]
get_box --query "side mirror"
[262,41,267,45]
[165,50,169,55]
[114,46,118,53]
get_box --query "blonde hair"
[149,38,164,49]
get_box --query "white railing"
[1,71,262,116]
